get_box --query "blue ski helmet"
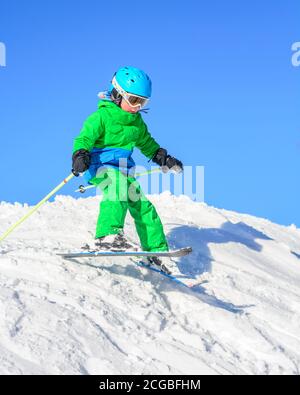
[111,66,152,98]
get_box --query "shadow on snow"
[167,221,273,278]
[64,221,272,315]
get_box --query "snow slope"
[0,192,300,375]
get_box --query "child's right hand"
[72,149,91,176]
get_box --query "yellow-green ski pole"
[0,173,75,243]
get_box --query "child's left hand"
[165,155,183,173]
[152,148,183,173]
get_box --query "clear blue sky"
[0,0,299,226]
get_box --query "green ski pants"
[91,168,169,252]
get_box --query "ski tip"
[186,282,199,288]
[57,253,71,259]
[172,246,193,257]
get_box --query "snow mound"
[0,194,300,375]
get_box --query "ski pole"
[0,173,75,243]
[75,167,162,193]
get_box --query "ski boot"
[143,256,172,275]
[82,232,137,252]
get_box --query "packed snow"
[0,192,300,375]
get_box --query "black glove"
[72,149,91,176]
[152,148,183,173]
[152,148,168,166]
[165,155,183,173]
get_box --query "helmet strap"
[111,88,122,106]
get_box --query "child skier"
[71,66,183,272]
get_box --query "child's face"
[120,98,140,114]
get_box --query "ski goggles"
[112,76,149,108]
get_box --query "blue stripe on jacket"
[84,147,136,183]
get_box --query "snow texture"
[0,192,300,375]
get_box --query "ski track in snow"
[0,192,300,375]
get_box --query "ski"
[134,259,202,289]
[58,246,203,290]
[57,247,192,259]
